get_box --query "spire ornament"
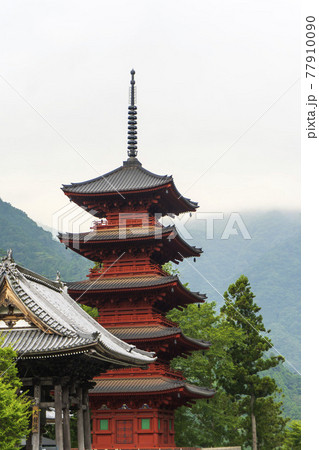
[127,69,138,157]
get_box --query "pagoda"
[59,70,215,449]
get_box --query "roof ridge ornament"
[55,270,64,291]
[127,69,138,158]
[1,248,14,264]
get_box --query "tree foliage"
[166,274,289,448]
[282,420,301,449]
[219,275,288,449]
[0,341,31,449]
[167,302,244,447]
[81,303,99,318]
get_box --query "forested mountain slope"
[0,198,91,281]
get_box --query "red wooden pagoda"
[60,70,215,449]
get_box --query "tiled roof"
[108,325,181,340]
[91,377,215,398]
[1,328,94,355]
[67,275,207,302]
[62,158,173,194]
[62,157,198,210]
[0,255,155,365]
[68,275,177,291]
[107,326,210,349]
[58,225,202,258]
[59,225,176,242]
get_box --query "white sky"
[0,0,300,227]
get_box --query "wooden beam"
[39,401,54,408]
[55,383,64,450]
[31,383,41,450]
[83,388,92,450]
[40,407,46,448]
[63,385,71,450]
[22,377,54,386]
[77,387,85,450]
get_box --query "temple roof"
[62,157,198,213]
[68,275,206,302]
[90,376,215,398]
[0,251,155,366]
[2,328,98,356]
[106,325,210,349]
[62,158,173,194]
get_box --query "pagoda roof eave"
[90,376,215,399]
[58,225,202,260]
[63,182,198,214]
[67,275,207,303]
[106,326,210,350]
[61,158,173,194]
[62,158,198,213]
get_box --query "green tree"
[220,275,287,450]
[282,420,301,449]
[0,341,31,449]
[81,303,99,318]
[167,302,244,447]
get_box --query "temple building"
[0,250,155,450]
[59,70,215,449]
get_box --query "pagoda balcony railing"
[92,213,162,230]
[100,313,179,328]
[98,363,184,380]
[88,261,167,278]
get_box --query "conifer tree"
[220,275,286,450]
[167,302,244,447]
[283,420,301,449]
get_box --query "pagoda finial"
[127,69,138,158]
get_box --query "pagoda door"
[116,420,133,445]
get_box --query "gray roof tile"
[107,326,210,348]
[68,275,178,291]
[62,158,173,194]
[58,225,202,258]
[62,157,198,210]
[91,377,215,397]
[0,257,155,365]
[67,275,207,301]
[1,328,93,354]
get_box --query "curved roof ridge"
[16,264,62,291]
[136,163,172,181]
[62,164,124,189]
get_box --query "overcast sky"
[0,0,300,228]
